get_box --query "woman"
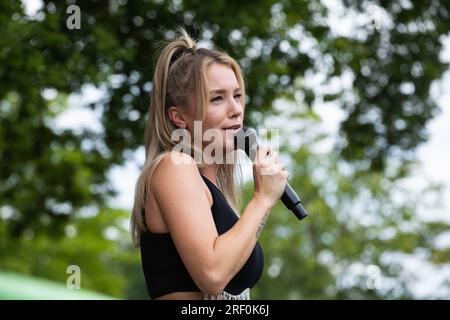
[131,28,288,300]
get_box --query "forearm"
[210,197,272,287]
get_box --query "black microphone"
[234,127,308,221]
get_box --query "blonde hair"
[130,28,246,246]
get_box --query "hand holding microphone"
[235,128,308,221]
[252,145,290,210]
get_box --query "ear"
[166,106,188,129]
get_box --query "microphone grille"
[234,127,258,160]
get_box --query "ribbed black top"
[140,174,264,299]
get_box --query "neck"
[200,164,219,185]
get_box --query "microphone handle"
[281,183,308,220]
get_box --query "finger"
[261,149,274,166]
[270,150,279,164]
[259,164,274,176]
[263,163,282,176]
[255,146,269,163]
[263,149,277,164]
[260,153,273,166]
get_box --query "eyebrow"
[209,88,242,95]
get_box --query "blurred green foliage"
[255,137,450,299]
[0,271,116,299]
[0,0,449,299]
[0,208,147,298]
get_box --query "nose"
[228,96,243,119]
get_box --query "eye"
[211,96,223,102]
[234,93,242,100]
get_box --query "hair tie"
[170,47,195,66]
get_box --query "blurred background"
[0,0,449,299]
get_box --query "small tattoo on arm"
[255,210,270,239]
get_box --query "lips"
[223,124,242,130]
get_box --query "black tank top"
[140,174,264,299]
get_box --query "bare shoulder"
[151,151,199,189]
[151,151,212,207]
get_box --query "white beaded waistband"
[203,288,250,300]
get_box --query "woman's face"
[204,63,244,156]
[186,63,244,158]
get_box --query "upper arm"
[151,152,218,291]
